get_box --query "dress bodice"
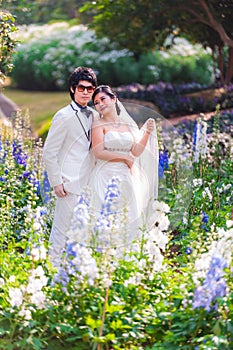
[104,131,134,152]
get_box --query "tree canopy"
[1,0,233,84]
[81,0,233,84]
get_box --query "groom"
[43,66,98,266]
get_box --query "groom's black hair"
[68,66,97,100]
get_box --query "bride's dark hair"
[92,85,121,115]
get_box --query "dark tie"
[81,107,92,118]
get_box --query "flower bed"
[0,108,232,349]
[116,83,233,118]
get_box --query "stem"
[97,279,111,350]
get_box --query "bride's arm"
[131,118,155,157]
[91,121,134,168]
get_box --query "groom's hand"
[54,184,67,198]
[125,154,135,170]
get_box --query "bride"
[89,85,158,246]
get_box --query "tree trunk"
[217,45,224,86]
[225,46,233,84]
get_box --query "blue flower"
[71,192,90,230]
[185,247,192,255]
[159,149,169,178]
[25,246,31,256]
[39,208,47,216]
[193,254,228,311]
[201,212,209,224]
[94,176,121,235]
[40,171,51,203]
[12,141,28,166]
[23,170,31,178]
[192,122,198,150]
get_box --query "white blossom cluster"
[217,183,233,204]
[14,23,131,89]
[192,178,203,188]
[168,137,192,167]
[207,131,232,163]
[67,242,99,286]
[7,264,48,321]
[202,186,213,202]
[163,37,212,57]
[23,204,48,237]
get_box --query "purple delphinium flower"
[185,247,192,255]
[71,192,90,231]
[12,140,28,166]
[193,123,198,150]
[53,241,98,290]
[40,170,51,203]
[93,177,122,249]
[94,176,121,233]
[159,149,169,178]
[193,254,228,311]
[201,212,209,232]
[22,170,31,178]
[202,212,209,224]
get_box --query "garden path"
[0,93,17,126]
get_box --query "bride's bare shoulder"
[92,119,106,131]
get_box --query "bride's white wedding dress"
[89,130,155,245]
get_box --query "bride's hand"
[146,118,155,133]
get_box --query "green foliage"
[1,0,86,25]
[10,24,213,90]
[0,10,18,85]
[81,0,233,83]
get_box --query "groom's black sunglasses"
[76,84,95,93]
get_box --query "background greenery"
[2,0,233,85]
[9,23,214,90]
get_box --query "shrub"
[11,23,214,90]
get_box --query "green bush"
[11,24,214,90]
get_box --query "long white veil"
[117,100,159,228]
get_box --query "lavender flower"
[12,141,28,166]
[185,247,192,254]
[53,241,99,289]
[95,176,121,232]
[159,149,169,178]
[40,170,51,203]
[202,212,209,224]
[192,118,207,163]
[193,253,228,311]
[71,191,90,230]
[93,176,122,249]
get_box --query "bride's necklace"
[110,118,121,128]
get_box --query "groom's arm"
[43,112,67,188]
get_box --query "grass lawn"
[2,87,69,139]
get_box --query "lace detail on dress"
[104,131,134,152]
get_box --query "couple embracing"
[43,66,158,266]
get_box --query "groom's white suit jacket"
[43,101,97,195]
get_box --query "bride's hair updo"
[92,85,121,115]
